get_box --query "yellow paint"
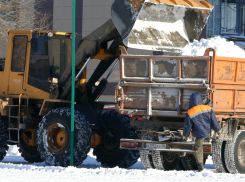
[90,133,102,148]
[21,129,37,146]
[0,30,50,100]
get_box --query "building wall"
[53,0,83,49]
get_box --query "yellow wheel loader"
[0,0,212,167]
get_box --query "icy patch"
[180,36,245,58]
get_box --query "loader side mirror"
[31,38,38,53]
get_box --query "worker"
[183,92,221,172]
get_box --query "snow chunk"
[6,145,21,156]
[180,36,245,58]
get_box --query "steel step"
[5,105,28,107]
[8,116,19,119]
[7,140,18,144]
[7,128,19,130]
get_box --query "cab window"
[11,35,28,72]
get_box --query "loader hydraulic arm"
[58,19,122,101]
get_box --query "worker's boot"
[197,162,204,172]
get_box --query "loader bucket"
[111,0,213,53]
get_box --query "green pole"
[71,0,76,166]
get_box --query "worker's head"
[189,92,203,109]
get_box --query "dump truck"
[0,0,212,168]
[116,47,245,173]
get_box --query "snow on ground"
[0,146,245,182]
[180,36,245,58]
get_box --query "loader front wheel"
[0,117,8,161]
[37,108,91,167]
[93,111,139,168]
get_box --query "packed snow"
[0,145,245,182]
[180,36,245,58]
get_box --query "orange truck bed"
[115,47,245,119]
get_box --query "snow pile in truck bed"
[180,36,245,58]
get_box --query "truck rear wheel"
[175,158,186,170]
[0,117,8,161]
[224,130,245,173]
[93,111,139,168]
[212,141,229,173]
[140,151,155,169]
[181,154,198,170]
[37,108,91,167]
[152,151,179,170]
[181,153,208,170]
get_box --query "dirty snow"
[1,146,245,182]
[180,36,245,58]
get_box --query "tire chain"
[152,151,165,170]
[140,150,155,169]
[224,130,243,174]
[212,141,227,173]
[37,108,91,167]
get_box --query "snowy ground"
[0,146,245,182]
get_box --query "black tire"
[19,137,44,163]
[175,158,186,170]
[181,153,208,170]
[212,141,229,173]
[181,154,198,170]
[37,108,91,167]
[224,130,245,173]
[140,150,155,169]
[0,117,8,161]
[152,151,179,170]
[93,111,139,168]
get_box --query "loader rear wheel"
[19,138,43,163]
[224,130,245,173]
[37,108,91,167]
[93,111,139,168]
[0,117,8,161]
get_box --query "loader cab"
[1,30,72,99]
[29,32,72,93]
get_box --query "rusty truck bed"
[115,47,245,119]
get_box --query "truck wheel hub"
[238,140,245,166]
[103,128,120,152]
[164,152,176,163]
[46,123,68,154]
